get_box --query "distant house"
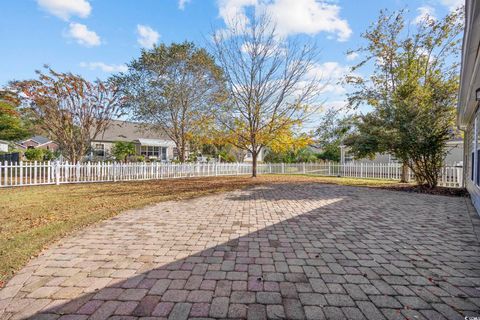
[344,152,399,164]
[444,138,463,165]
[457,0,480,213]
[340,139,463,165]
[0,140,8,153]
[17,136,59,151]
[243,148,265,163]
[90,120,176,161]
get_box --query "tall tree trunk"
[401,161,408,183]
[180,145,186,163]
[176,140,186,163]
[251,149,257,178]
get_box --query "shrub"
[112,141,136,161]
[43,149,55,161]
[24,148,44,161]
[134,155,145,162]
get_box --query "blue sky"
[1,0,462,119]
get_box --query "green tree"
[344,8,463,188]
[115,42,225,163]
[315,108,353,162]
[111,141,136,162]
[264,147,317,164]
[0,90,29,141]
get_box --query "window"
[472,152,475,181]
[160,147,167,161]
[468,123,474,181]
[477,114,480,185]
[94,143,105,157]
[140,146,167,160]
[477,150,480,185]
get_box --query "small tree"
[115,42,225,163]
[111,141,136,162]
[211,14,324,177]
[344,9,463,187]
[12,66,125,163]
[315,108,352,162]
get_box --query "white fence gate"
[0,161,463,188]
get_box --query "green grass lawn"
[0,175,402,286]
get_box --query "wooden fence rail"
[0,161,463,188]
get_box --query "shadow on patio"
[1,183,479,320]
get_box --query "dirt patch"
[380,184,469,197]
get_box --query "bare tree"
[211,14,324,177]
[114,42,225,162]
[12,66,125,162]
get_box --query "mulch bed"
[380,184,469,197]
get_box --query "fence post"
[3,160,7,186]
[33,161,37,185]
[19,160,23,186]
[282,163,285,174]
[113,162,117,182]
[55,161,60,185]
[75,162,80,182]
[303,162,306,174]
[457,167,463,187]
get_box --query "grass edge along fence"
[0,161,463,188]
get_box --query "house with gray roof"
[17,135,59,152]
[90,120,176,161]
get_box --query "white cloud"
[439,0,463,11]
[80,62,128,73]
[260,0,352,41]
[307,62,350,94]
[217,0,352,41]
[325,99,347,110]
[37,0,91,20]
[414,5,436,24]
[66,22,101,47]
[346,52,358,61]
[136,25,160,49]
[178,0,191,10]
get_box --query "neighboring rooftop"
[20,135,52,145]
[93,120,170,142]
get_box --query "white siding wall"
[0,143,8,153]
[465,116,480,213]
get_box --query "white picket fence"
[0,161,463,188]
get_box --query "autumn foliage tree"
[211,14,324,177]
[263,124,314,163]
[12,67,125,162]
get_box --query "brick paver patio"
[1,182,480,320]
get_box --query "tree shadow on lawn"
[2,183,480,319]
